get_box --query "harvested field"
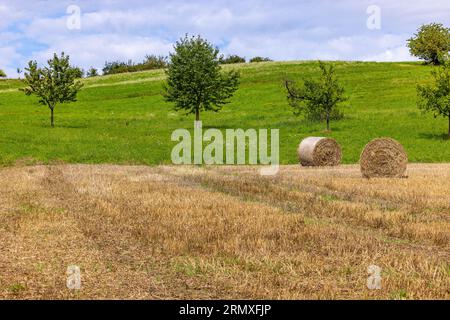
[0,164,449,299]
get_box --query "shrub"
[86,67,99,77]
[220,55,246,64]
[142,55,168,69]
[73,67,84,78]
[250,56,272,63]
[103,55,168,75]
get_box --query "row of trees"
[19,25,450,138]
[220,55,272,64]
[101,54,271,75]
[102,55,168,75]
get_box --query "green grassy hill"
[0,61,449,166]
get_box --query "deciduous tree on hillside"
[417,61,450,139]
[21,52,83,127]
[86,67,99,77]
[163,35,240,123]
[407,23,450,65]
[285,61,347,131]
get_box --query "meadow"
[0,61,449,166]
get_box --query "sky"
[0,0,449,77]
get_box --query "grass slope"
[0,61,449,166]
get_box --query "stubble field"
[0,163,448,299]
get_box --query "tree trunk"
[50,107,54,128]
[326,113,330,131]
[448,115,450,139]
[195,108,200,122]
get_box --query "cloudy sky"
[0,0,449,77]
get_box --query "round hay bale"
[297,137,342,166]
[360,138,408,178]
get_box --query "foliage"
[73,67,84,78]
[250,56,273,63]
[407,23,450,65]
[163,35,240,121]
[86,67,99,77]
[417,61,450,138]
[21,52,83,127]
[0,69,6,77]
[285,61,347,131]
[103,55,168,75]
[220,55,246,64]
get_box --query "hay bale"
[360,138,408,178]
[298,137,342,166]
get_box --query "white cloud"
[362,46,415,62]
[31,34,173,71]
[0,0,448,77]
[0,46,23,77]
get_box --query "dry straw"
[298,137,342,166]
[360,138,408,178]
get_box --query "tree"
[250,56,272,63]
[285,61,347,131]
[163,35,240,122]
[73,67,84,78]
[220,54,246,64]
[407,23,450,65]
[86,67,99,77]
[102,55,167,75]
[143,55,167,69]
[417,61,450,139]
[21,52,83,127]
[17,68,22,79]
[0,69,6,78]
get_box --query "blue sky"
[0,0,449,77]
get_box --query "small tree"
[22,52,83,127]
[17,68,22,79]
[163,35,240,123]
[407,23,450,65]
[73,67,84,78]
[417,61,450,139]
[285,61,347,131]
[86,67,99,77]
[0,69,6,78]
[143,55,168,69]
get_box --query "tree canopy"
[417,61,450,138]
[407,23,450,65]
[285,61,347,131]
[22,52,83,127]
[163,35,240,122]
